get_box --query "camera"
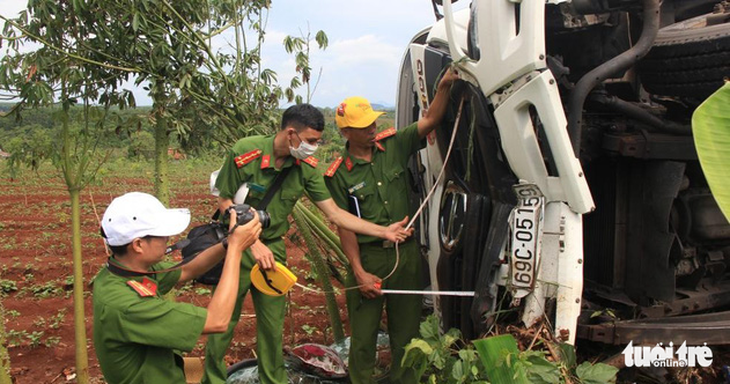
[224,204,271,229]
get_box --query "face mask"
[289,132,318,159]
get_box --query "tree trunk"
[0,301,12,384]
[69,189,89,383]
[292,210,345,342]
[153,100,170,205]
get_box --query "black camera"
[224,204,271,229]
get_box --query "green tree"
[2,1,327,204]
[283,27,329,104]
[1,4,131,382]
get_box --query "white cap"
[210,169,221,197]
[101,192,191,246]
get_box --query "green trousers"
[202,239,287,384]
[346,240,423,384]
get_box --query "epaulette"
[260,154,271,169]
[234,149,263,168]
[302,156,319,168]
[374,127,396,142]
[325,157,343,177]
[127,277,157,297]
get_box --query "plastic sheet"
[227,333,392,384]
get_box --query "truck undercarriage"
[397,0,730,345]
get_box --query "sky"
[0,0,469,108]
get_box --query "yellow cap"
[335,96,385,129]
[250,262,298,296]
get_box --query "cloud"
[0,0,464,108]
[326,35,402,67]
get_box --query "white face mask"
[289,132,318,159]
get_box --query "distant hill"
[371,103,395,111]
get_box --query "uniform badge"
[302,156,319,168]
[247,182,266,193]
[260,154,271,169]
[127,277,158,297]
[345,157,354,172]
[325,157,343,177]
[348,182,366,194]
[234,149,263,168]
[374,127,396,142]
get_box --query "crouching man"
[93,192,262,384]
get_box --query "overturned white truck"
[398,0,730,345]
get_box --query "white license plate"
[510,184,544,296]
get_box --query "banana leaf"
[693,81,730,221]
[473,335,530,384]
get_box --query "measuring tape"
[250,89,469,299]
[379,289,475,297]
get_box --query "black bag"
[181,221,227,285]
[183,166,292,285]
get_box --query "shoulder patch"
[127,278,157,297]
[234,149,263,168]
[345,157,354,172]
[374,127,397,142]
[260,154,271,169]
[325,157,343,177]
[302,156,319,168]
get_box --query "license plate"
[510,184,544,297]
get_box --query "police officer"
[202,103,412,384]
[324,69,458,384]
[93,192,262,384]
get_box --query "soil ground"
[0,165,349,383]
[3,162,730,384]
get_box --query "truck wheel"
[638,9,730,100]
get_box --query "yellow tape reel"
[250,262,298,296]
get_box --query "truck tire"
[638,10,730,100]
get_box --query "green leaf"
[402,339,432,380]
[132,13,139,32]
[693,81,730,221]
[452,360,465,381]
[403,339,434,358]
[557,342,577,369]
[458,348,478,364]
[473,335,530,384]
[431,348,449,370]
[525,355,561,384]
[283,36,294,53]
[575,362,618,384]
[315,30,328,49]
[419,315,440,342]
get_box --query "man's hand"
[439,66,459,89]
[417,66,460,138]
[383,216,414,244]
[250,241,276,270]
[355,270,382,299]
[227,211,262,252]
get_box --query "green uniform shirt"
[215,134,331,241]
[93,262,207,384]
[325,123,424,244]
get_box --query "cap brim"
[349,111,385,129]
[148,208,191,237]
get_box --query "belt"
[363,238,413,249]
